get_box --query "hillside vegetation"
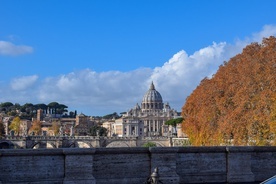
[181,36,276,146]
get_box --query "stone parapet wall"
[0,146,275,184]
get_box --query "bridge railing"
[142,136,170,140]
[3,135,171,141]
[5,135,26,140]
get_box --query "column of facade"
[153,119,156,135]
[157,120,160,135]
[156,120,158,132]
[128,125,131,136]
[135,126,138,136]
[123,124,126,137]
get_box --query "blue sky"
[1,0,276,116]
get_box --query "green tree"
[165,117,184,127]
[0,102,14,112]
[56,104,68,115]
[102,112,119,120]
[48,102,60,117]
[22,103,35,114]
[35,103,48,112]
[142,142,157,147]
[89,126,108,136]
[69,111,75,118]
[165,117,183,136]
[9,117,21,135]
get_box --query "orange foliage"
[182,36,276,146]
[29,120,42,135]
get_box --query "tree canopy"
[0,101,71,119]
[89,126,108,136]
[9,116,21,136]
[182,36,276,146]
[102,112,120,120]
[49,121,60,136]
[29,120,42,135]
[165,117,184,127]
[142,142,157,147]
[0,118,5,137]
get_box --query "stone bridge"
[0,136,176,149]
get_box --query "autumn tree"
[0,118,5,137]
[9,116,21,136]
[182,36,276,146]
[29,120,42,135]
[49,121,60,136]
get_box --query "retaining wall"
[0,146,275,183]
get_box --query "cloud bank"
[10,75,39,91]
[1,25,276,115]
[0,41,33,56]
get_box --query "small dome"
[142,82,163,103]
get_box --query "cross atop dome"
[150,81,155,90]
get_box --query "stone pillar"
[153,120,156,134]
[63,148,96,184]
[95,137,101,147]
[128,125,131,136]
[227,147,254,183]
[149,147,179,183]
[135,126,137,136]
[70,126,74,136]
[4,121,9,136]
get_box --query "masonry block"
[227,147,255,183]
[63,148,96,184]
[93,147,150,184]
[177,147,227,183]
[150,147,179,184]
[0,149,64,183]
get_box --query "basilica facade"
[103,82,179,137]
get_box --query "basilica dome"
[141,82,163,111]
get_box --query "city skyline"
[1,1,276,115]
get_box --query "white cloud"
[36,68,152,114]
[1,25,276,115]
[149,24,276,111]
[252,25,276,42]
[0,41,33,56]
[10,75,39,91]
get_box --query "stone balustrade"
[0,146,275,184]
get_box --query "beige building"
[104,82,179,137]
[74,113,95,135]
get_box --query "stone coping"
[177,146,276,153]
[178,146,226,153]
[94,147,149,154]
[0,148,64,156]
[1,146,276,156]
[150,147,179,153]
